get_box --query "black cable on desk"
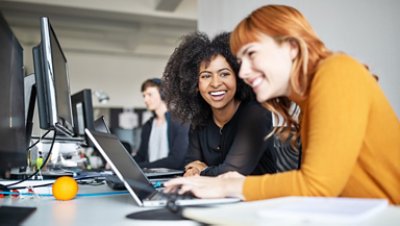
[3,129,56,189]
[6,176,105,190]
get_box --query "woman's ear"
[288,38,299,60]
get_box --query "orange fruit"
[52,176,79,201]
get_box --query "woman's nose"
[210,75,221,87]
[239,60,251,79]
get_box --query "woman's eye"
[200,74,211,79]
[248,51,255,58]
[220,72,230,77]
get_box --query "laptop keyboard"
[146,190,196,201]
[142,168,183,178]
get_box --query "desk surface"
[1,181,399,226]
[0,181,198,226]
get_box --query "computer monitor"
[71,89,94,146]
[32,17,74,136]
[0,12,27,176]
[24,73,36,147]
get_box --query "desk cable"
[1,129,56,191]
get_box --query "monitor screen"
[24,73,36,148]
[0,12,27,177]
[32,17,74,136]
[71,89,94,146]
[24,73,36,123]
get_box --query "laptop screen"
[93,116,111,133]
[85,129,153,200]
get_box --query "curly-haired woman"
[163,32,299,177]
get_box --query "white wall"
[25,46,170,136]
[5,0,197,109]
[67,52,169,108]
[21,35,171,109]
[198,0,400,118]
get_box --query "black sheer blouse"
[185,101,296,176]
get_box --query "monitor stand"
[126,203,209,221]
[126,208,186,221]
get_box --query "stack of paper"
[183,196,391,225]
[257,197,388,224]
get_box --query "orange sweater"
[243,54,400,204]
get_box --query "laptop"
[93,116,183,178]
[85,128,241,207]
[93,116,111,134]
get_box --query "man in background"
[134,78,189,170]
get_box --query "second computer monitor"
[71,89,95,146]
[0,12,27,176]
[32,17,74,136]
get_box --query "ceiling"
[0,0,198,57]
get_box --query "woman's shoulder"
[239,100,272,120]
[241,100,269,112]
[315,53,372,84]
[318,53,367,74]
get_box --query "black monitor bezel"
[71,89,95,146]
[0,12,27,176]
[32,17,74,136]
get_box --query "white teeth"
[210,91,226,96]
[251,77,263,87]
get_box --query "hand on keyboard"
[163,186,197,201]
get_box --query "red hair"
[230,5,331,147]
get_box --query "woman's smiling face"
[198,54,237,111]
[236,33,298,102]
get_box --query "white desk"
[0,182,199,226]
[2,182,399,226]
